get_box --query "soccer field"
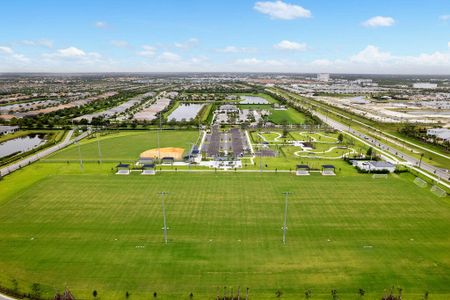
[0,163,449,299]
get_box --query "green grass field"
[46,130,200,162]
[268,108,306,124]
[0,162,449,299]
[0,130,449,299]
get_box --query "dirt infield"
[140,147,185,160]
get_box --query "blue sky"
[0,0,449,73]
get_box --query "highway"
[0,130,89,177]
[312,110,450,184]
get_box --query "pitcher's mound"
[140,147,185,160]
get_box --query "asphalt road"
[0,130,89,177]
[313,111,450,183]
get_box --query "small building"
[427,128,450,142]
[219,104,239,112]
[141,164,156,175]
[317,73,330,82]
[321,164,336,176]
[413,82,437,89]
[352,160,396,173]
[116,163,130,175]
[0,125,19,135]
[138,157,154,165]
[161,157,175,165]
[296,164,310,176]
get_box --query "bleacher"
[296,164,310,176]
[141,163,156,175]
[321,164,336,176]
[141,169,156,175]
[116,169,130,175]
[115,163,130,175]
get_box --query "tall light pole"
[159,192,169,244]
[77,142,83,170]
[97,132,102,164]
[282,192,291,244]
[157,113,162,162]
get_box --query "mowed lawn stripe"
[0,171,449,299]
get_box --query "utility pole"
[259,146,262,174]
[97,133,102,163]
[282,192,291,244]
[159,192,169,244]
[157,113,162,162]
[77,142,83,170]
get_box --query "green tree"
[10,278,18,293]
[337,133,344,143]
[358,288,365,297]
[31,283,41,299]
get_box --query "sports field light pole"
[157,113,162,163]
[159,192,169,244]
[77,141,83,171]
[187,142,195,171]
[97,132,102,164]
[282,192,291,245]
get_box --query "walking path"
[0,130,89,177]
[0,292,16,300]
[311,110,450,188]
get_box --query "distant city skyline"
[1,0,449,74]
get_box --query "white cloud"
[110,40,129,48]
[216,46,256,53]
[159,52,181,62]
[254,1,311,20]
[234,57,283,67]
[137,45,156,57]
[350,45,392,63]
[362,16,395,27]
[311,59,333,67]
[57,47,87,57]
[439,15,450,21]
[311,45,450,74]
[95,21,108,29]
[174,38,199,49]
[0,46,29,62]
[0,46,14,55]
[217,46,255,53]
[21,39,53,48]
[235,58,263,65]
[43,47,101,64]
[273,40,307,51]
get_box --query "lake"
[168,104,204,121]
[0,134,46,159]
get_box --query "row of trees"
[399,124,450,152]
[0,279,432,300]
